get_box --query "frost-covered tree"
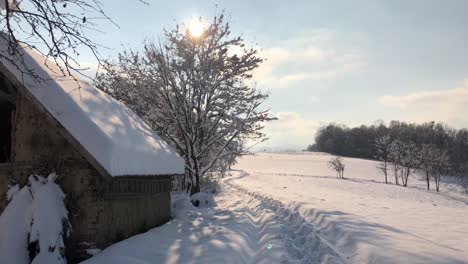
[328,156,345,179]
[400,141,419,187]
[97,14,275,194]
[432,148,449,192]
[418,144,437,190]
[375,135,391,184]
[389,139,403,185]
[310,121,468,178]
[418,144,450,192]
[389,139,418,187]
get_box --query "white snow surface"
[81,152,468,264]
[231,152,468,263]
[83,188,343,264]
[0,41,185,176]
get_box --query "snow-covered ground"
[230,152,468,263]
[83,183,342,264]
[84,152,468,264]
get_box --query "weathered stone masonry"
[0,69,176,262]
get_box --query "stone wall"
[95,192,171,246]
[13,91,83,163]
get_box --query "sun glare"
[188,19,205,38]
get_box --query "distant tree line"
[308,121,468,181]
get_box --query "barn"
[0,42,185,261]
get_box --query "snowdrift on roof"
[0,41,185,176]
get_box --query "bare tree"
[328,156,345,179]
[400,141,418,187]
[375,135,391,184]
[389,139,418,187]
[97,14,275,194]
[0,0,120,79]
[418,144,437,190]
[418,145,449,192]
[389,139,403,185]
[433,148,449,192]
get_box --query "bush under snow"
[190,192,216,208]
[171,192,217,218]
[0,173,70,264]
[0,183,33,264]
[171,192,195,218]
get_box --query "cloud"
[378,79,468,127]
[254,112,321,151]
[253,29,367,90]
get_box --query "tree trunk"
[400,168,406,186]
[435,174,441,192]
[190,164,202,195]
[393,164,399,185]
[186,182,192,194]
[384,162,388,184]
[401,167,410,187]
[426,170,430,190]
[186,171,194,194]
[191,180,201,195]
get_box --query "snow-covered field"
[84,152,468,264]
[231,152,468,263]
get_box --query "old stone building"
[0,43,185,261]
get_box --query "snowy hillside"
[84,152,468,264]
[231,152,468,263]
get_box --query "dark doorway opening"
[0,106,13,162]
[0,72,16,163]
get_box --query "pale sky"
[79,0,468,150]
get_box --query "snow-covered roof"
[0,42,185,177]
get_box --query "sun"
[188,18,205,38]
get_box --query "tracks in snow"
[223,175,349,264]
